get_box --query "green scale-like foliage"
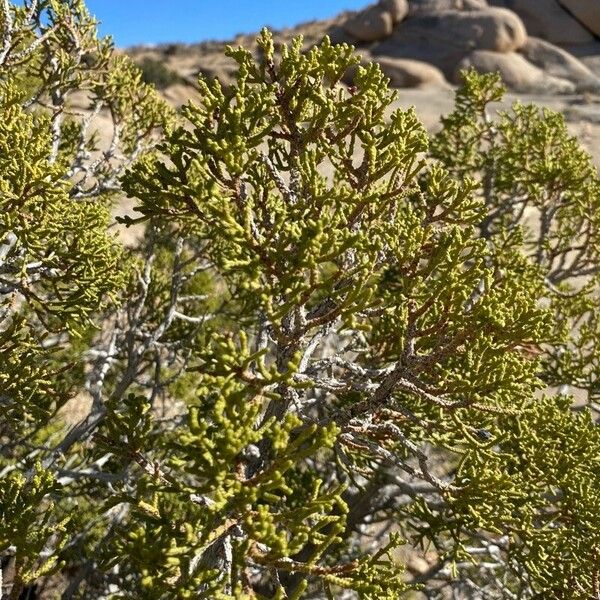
[116,29,600,599]
[2,6,600,598]
[0,99,115,590]
[0,0,173,596]
[0,78,127,441]
[432,70,600,399]
[0,81,126,329]
[0,462,68,592]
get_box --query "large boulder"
[559,0,600,38]
[457,50,577,93]
[409,0,487,14]
[372,7,526,76]
[341,50,449,90]
[379,0,409,23]
[343,4,394,42]
[463,0,488,7]
[371,28,462,77]
[520,37,600,91]
[376,57,450,87]
[489,0,594,45]
[412,8,527,53]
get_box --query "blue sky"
[83,1,372,48]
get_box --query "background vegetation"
[136,57,183,90]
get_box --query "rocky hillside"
[126,0,600,99]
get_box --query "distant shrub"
[136,56,181,89]
[163,43,185,56]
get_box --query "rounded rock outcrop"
[409,0,487,15]
[370,7,526,78]
[379,0,409,23]
[406,8,527,53]
[520,37,600,91]
[489,0,594,45]
[342,4,394,42]
[377,57,450,87]
[457,50,577,93]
